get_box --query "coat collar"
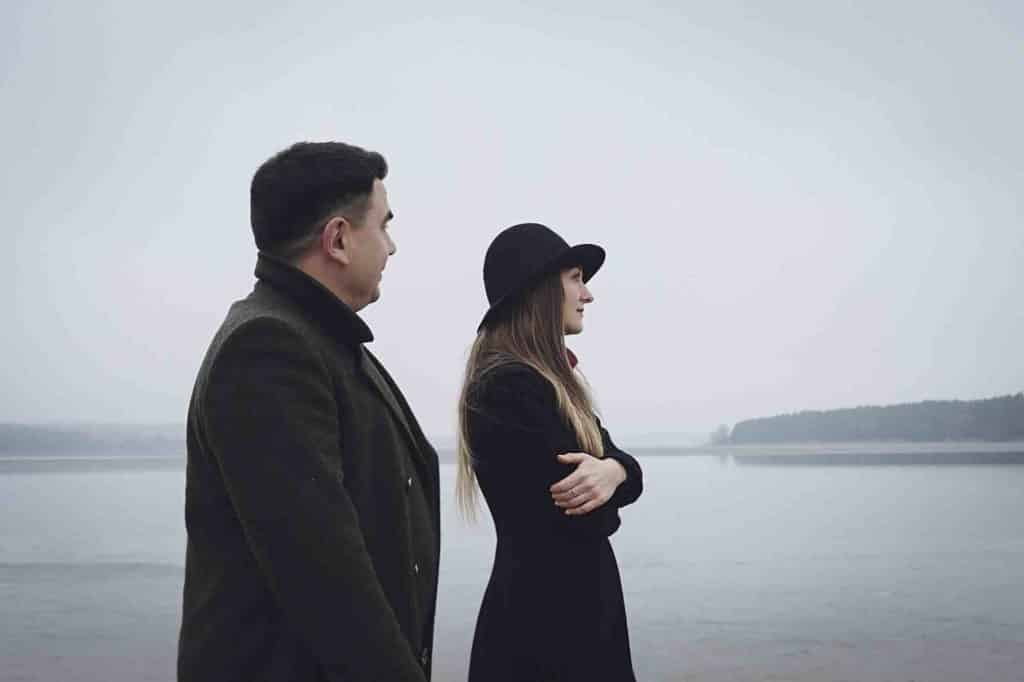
[254,252,374,347]
[255,253,432,469]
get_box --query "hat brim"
[554,243,605,283]
[478,243,605,331]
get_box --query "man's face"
[561,266,593,335]
[345,178,395,308]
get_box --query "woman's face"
[561,266,594,335]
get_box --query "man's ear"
[322,216,352,265]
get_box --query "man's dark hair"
[250,141,388,258]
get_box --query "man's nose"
[387,234,397,256]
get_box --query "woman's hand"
[550,452,627,516]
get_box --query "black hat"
[479,222,605,330]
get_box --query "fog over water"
[3,0,1023,439]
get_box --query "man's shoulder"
[196,289,340,380]
[224,285,306,330]
[208,294,296,350]
[223,285,345,349]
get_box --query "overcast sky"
[3,0,1022,442]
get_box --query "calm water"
[1,453,1023,681]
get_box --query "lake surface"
[2,450,1023,681]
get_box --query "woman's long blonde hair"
[456,269,603,520]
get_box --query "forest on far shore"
[717,392,1024,444]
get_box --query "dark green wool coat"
[466,362,643,682]
[178,254,440,682]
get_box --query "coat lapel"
[358,348,425,463]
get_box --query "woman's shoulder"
[474,361,553,399]
[467,362,562,427]
[467,360,568,446]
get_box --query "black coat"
[178,254,440,682]
[465,362,643,682]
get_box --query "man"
[178,142,440,681]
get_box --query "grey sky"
[3,0,1022,441]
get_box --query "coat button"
[406,475,413,489]
[413,562,420,575]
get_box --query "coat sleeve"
[201,318,426,682]
[473,364,621,538]
[597,418,643,508]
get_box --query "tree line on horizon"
[0,423,183,456]
[718,392,1024,444]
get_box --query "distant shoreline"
[3,441,1024,472]
[7,422,1024,459]
[729,392,1024,443]
[677,440,1024,466]
[688,440,1024,456]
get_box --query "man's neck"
[293,253,364,312]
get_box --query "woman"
[457,222,644,681]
